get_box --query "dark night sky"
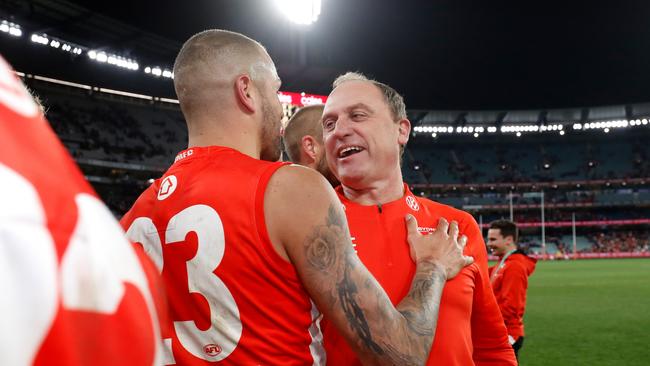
[12,0,650,110]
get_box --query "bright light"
[30,34,49,45]
[516,132,521,137]
[162,70,173,78]
[9,27,21,37]
[604,128,610,133]
[96,52,108,63]
[559,130,565,135]
[1,20,22,37]
[88,50,97,59]
[275,0,322,25]
[473,132,479,138]
[573,123,582,130]
[431,133,437,138]
[152,67,162,76]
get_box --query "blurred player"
[487,220,537,359]
[121,29,473,365]
[283,104,339,186]
[0,55,164,365]
[319,72,518,366]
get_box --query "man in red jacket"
[319,71,517,366]
[487,220,537,359]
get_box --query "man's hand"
[406,214,474,280]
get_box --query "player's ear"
[301,135,317,161]
[235,74,256,113]
[397,118,411,145]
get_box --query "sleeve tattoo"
[303,204,445,365]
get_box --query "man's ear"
[397,118,411,145]
[301,135,318,161]
[235,74,256,113]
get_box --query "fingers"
[463,255,474,266]
[405,214,419,236]
[459,235,468,250]
[436,217,449,234]
[449,221,459,241]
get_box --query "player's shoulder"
[417,196,477,227]
[120,182,160,225]
[269,164,332,191]
[265,164,336,214]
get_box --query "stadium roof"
[3,0,650,111]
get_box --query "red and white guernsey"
[0,56,163,365]
[121,146,325,365]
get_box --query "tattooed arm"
[265,166,473,366]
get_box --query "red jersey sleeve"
[460,213,518,366]
[498,261,529,338]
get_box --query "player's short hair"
[332,72,407,122]
[489,220,519,243]
[172,29,270,119]
[283,104,324,163]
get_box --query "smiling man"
[319,72,518,366]
[487,219,537,360]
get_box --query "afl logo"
[157,175,177,200]
[405,195,420,211]
[203,344,222,357]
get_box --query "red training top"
[321,184,517,366]
[489,251,537,339]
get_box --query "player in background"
[318,72,518,366]
[121,29,473,366]
[282,104,339,186]
[0,55,164,366]
[487,220,537,359]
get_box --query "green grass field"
[513,259,650,366]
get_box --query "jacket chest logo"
[405,196,419,211]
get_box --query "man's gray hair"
[332,72,407,121]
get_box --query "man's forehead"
[487,228,502,237]
[325,81,384,112]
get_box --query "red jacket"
[489,251,537,339]
[322,185,517,366]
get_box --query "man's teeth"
[340,146,363,157]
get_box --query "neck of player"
[340,167,405,206]
[502,243,518,256]
[186,119,261,160]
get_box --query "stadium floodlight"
[604,128,610,133]
[516,132,521,137]
[431,133,437,138]
[274,0,322,25]
[573,123,582,130]
[152,67,162,76]
[162,70,173,78]
[1,20,22,37]
[559,130,565,135]
[473,133,479,138]
[96,52,108,63]
[487,126,497,133]
[30,34,49,45]
[9,26,21,37]
[50,40,60,48]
